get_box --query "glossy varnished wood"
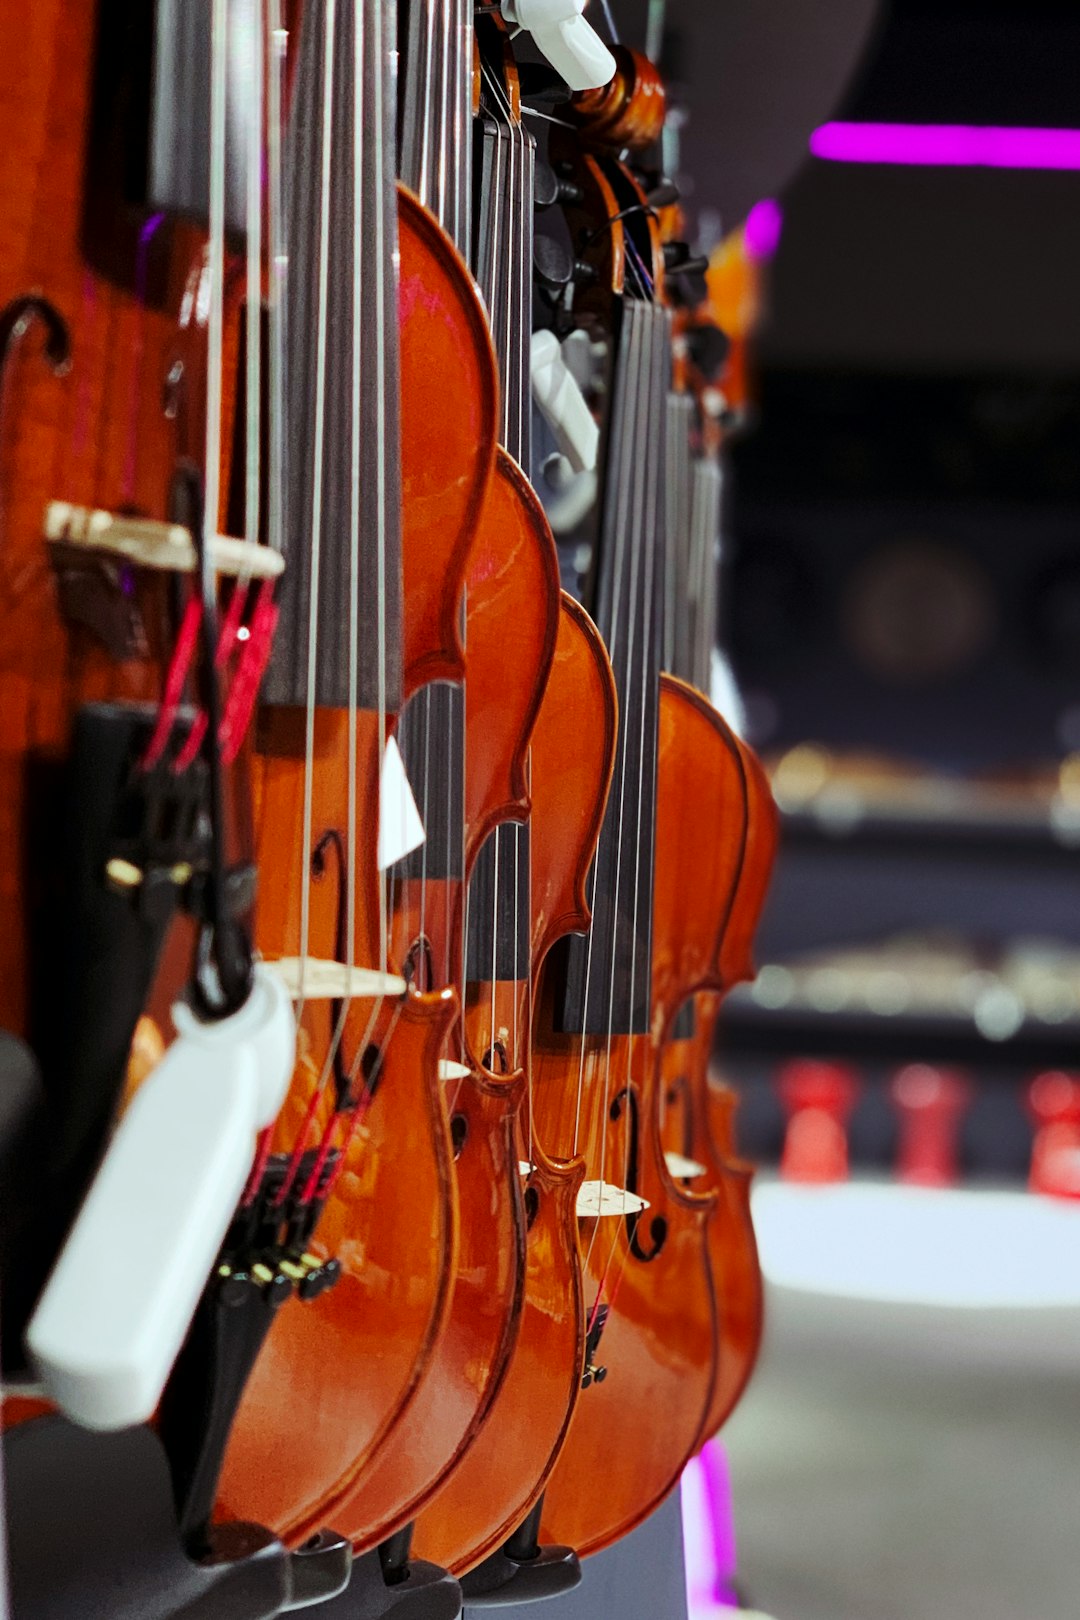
[216,184,501,1544]
[324,451,561,1551]
[533,676,748,1557]
[414,592,618,1573]
[0,2,185,1038]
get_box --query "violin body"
[215,179,504,1544]
[533,676,748,1556]
[324,451,561,1552]
[415,592,617,1574]
[661,992,763,1441]
[662,733,777,1441]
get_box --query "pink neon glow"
[682,1444,739,1615]
[810,121,1080,169]
[744,198,783,260]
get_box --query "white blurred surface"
[726,1181,1080,1619]
[753,1181,1080,1309]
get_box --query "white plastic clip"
[502,0,616,93]
[27,965,296,1432]
[531,330,599,475]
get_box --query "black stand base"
[459,1500,581,1609]
[5,1415,289,1619]
[312,1530,462,1620]
[284,1529,354,1610]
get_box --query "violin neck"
[561,297,673,1036]
[264,0,404,715]
[399,0,474,256]
[688,454,723,695]
[663,390,695,681]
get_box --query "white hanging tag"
[501,0,616,92]
[173,963,296,1128]
[531,330,599,475]
[27,968,297,1432]
[378,735,426,871]
[438,1060,472,1081]
[576,1180,650,1219]
[664,1150,708,1181]
[269,958,406,1001]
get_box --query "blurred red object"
[890,1063,971,1188]
[776,1059,860,1183]
[1027,1071,1080,1200]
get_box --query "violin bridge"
[267,958,407,1000]
[576,1181,649,1219]
[44,501,285,579]
[663,1151,708,1180]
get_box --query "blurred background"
[617,1,1080,1615]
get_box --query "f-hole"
[404,934,435,992]
[523,1182,540,1232]
[483,1040,509,1075]
[311,829,349,1108]
[665,1074,693,1160]
[610,1085,668,1263]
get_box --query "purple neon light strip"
[811,121,1080,170]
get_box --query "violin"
[653,156,780,1444]
[202,0,510,1547]
[482,90,718,1555]
[594,39,779,1452]
[659,741,778,1444]
[310,0,568,1552]
[411,584,617,1579]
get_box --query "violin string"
[621,304,661,1214]
[296,0,338,1021]
[346,0,395,1088]
[515,96,535,1094]
[521,105,575,131]
[267,3,287,564]
[480,53,538,1087]
[599,0,620,45]
[569,299,640,1157]
[577,300,642,1283]
[244,3,264,574]
[586,300,647,1286]
[202,0,229,592]
[474,58,505,1077]
[345,0,364,1043]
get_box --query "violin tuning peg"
[533,233,576,292]
[502,0,616,94]
[647,179,681,210]
[686,323,731,381]
[662,240,708,277]
[531,329,600,475]
[518,62,575,108]
[534,157,585,212]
